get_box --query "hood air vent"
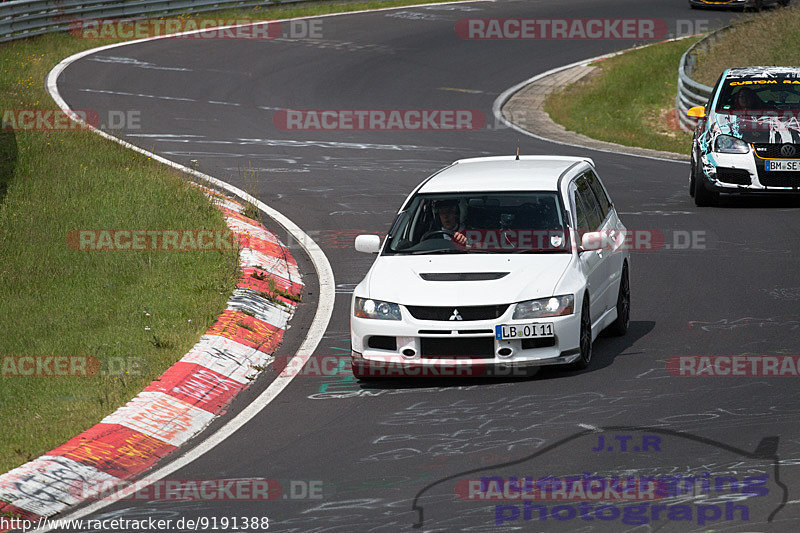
[419,272,509,282]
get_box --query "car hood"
[360,253,573,306]
[712,112,800,144]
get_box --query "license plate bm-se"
[765,160,800,171]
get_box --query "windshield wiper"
[407,248,466,255]
[514,248,570,254]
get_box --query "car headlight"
[354,297,402,320]
[513,295,574,319]
[714,135,749,154]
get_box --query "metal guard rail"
[674,25,733,132]
[0,0,305,43]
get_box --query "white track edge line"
[492,37,698,165]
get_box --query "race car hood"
[359,253,573,307]
[711,112,800,145]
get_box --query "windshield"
[385,192,569,255]
[715,76,800,114]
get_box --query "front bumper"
[689,0,751,7]
[350,349,581,378]
[350,303,581,376]
[700,150,800,194]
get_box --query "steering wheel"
[420,229,454,241]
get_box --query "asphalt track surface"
[53,0,800,531]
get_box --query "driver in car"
[733,87,760,110]
[431,199,468,246]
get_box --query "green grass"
[692,6,800,86]
[544,38,700,155]
[544,6,800,155]
[0,0,455,475]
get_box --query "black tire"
[689,158,697,198]
[567,295,592,370]
[607,264,630,337]
[694,164,719,207]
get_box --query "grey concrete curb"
[501,59,689,163]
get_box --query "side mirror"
[686,106,706,119]
[355,235,381,254]
[580,231,603,252]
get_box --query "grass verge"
[692,6,800,86]
[544,38,699,155]
[544,7,800,155]
[0,0,452,475]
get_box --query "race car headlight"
[714,135,749,154]
[354,297,402,320]
[513,295,574,319]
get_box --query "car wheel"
[567,295,592,370]
[607,263,630,337]
[689,158,697,198]
[693,164,719,207]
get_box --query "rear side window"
[584,171,611,219]
[574,177,603,232]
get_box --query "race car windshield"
[384,192,569,255]
[716,77,800,114]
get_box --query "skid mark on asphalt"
[763,287,800,301]
[266,37,393,54]
[386,10,447,20]
[88,56,191,71]
[688,316,800,331]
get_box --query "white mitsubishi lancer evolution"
[349,156,630,378]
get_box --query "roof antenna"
[515,144,520,160]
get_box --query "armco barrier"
[675,25,732,132]
[0,0,304,43]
